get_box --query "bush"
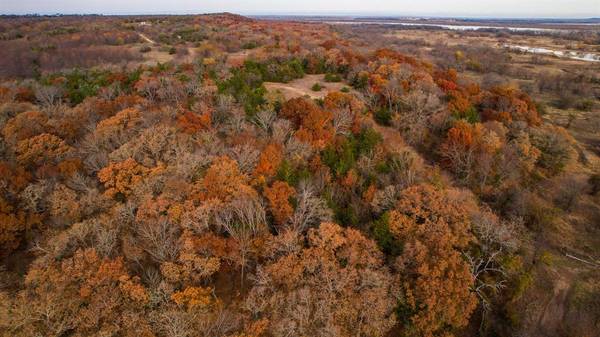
[535,101,548,115]
[140,45,151,53]
[576,99,595,111]
[218,58,306,114]
[453,106,479,123]
[350,73,369,89]
[173,27,207,42]
[311,83,323,92]
[341,87,350,93]
[531,127,573,175]
[374,108,392,126]
[242,59,304,83]
[371,213,403,256]
[321,127,382,177]
[242,41,258,49]
[168,47,177,55]
[42,69,109,105]
[276,160,311,187]
[324,73,342,82]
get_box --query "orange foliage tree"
[94,108,144,148]
[263,180,295,226]
[389,184,477,337]
[480,85,541,126]
[2,110,48,143]
[160,231,223,285]
[280,97,333,148]
[253,143,283,182]
[246,222,397,336]
[0,196,28,255]
[177,110,211,134]
[16,133,73,167]
[2,248,151,337]
[98,158,153,198]
[198,155,256,202]
[171,286,217,311]
[323,91,364,114]
[439,120,502,187]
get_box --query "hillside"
[0,13,599,337]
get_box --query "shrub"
[311,83,323,92]
[374,107,393,126]
[140,45,151,53]
[242,41,258,49]
[350,72,369,89]
[42,69,117,105]
[535,101,548,115]
[371,213,403,256]
[324,73,342,82]
[341,87,350,93]
[530,126,573,175]
[276,160,311,187]
[321,127,382,177]
[453,106,480,123]
[576,99,595,111]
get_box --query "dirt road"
[138,33,156,44]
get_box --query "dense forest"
[0,13,599,337]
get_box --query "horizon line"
[0,11,598,20]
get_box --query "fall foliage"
[98,158,153,198]
[389,184,477,336]
[263,180,296,226]
[0,12,597,337]
[246,222,397,336]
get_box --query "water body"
[324,20,566,33]
[504,44,600,62]
[320,20,599,62]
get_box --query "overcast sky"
[1,0,599,18]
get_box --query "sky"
[1,0,599,18]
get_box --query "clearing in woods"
[264,74,354,100]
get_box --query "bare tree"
[215,196,266,286]
[395,88,442,144]
[252,109,276,135]
[227,144,260,174]
[34,84,64,109]
[370,185,399,213]
[271,118,292,144]
[388,149,423,188]
[382,75,405,113]
[152,310,195,337]
[288,182,332,232]
[136,218,180,263]
[332,108,354,136]
[466,210,519,330]
[464,250,507,313]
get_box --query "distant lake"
[324,21,568,33]
[504,44,600,62]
